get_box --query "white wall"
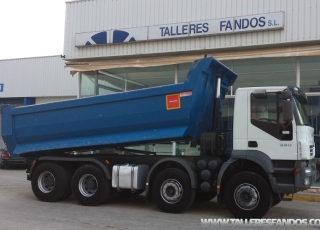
[0,55,77,98]
[64,0,320,61]
[35,96,77,104]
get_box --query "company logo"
[110,27,147,44]
[75,31,108,46]
[85,32,107,46]
[112,30,136,43]
[76,27,148,47]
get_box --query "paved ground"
[1,169,320,230]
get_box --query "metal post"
[172,141,177,156]
[170,64,180,156]
[175,64,179,84]
[230,61,234,95]
[125,69,128,92]
[95,71,99,95]
[296,57,300,87]
[78,72,81,98]
[212,74,221,131]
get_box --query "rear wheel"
[72,164,112,206]
[31,162,72,202]
[152,168,195,213]
[224,171,273,219]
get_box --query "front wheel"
[152,168,195,213]
[224,171,273,219]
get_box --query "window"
[301,57,320,93]
[251,93,292,140]
[251,94,278,123]
[80,65,177,97]
[232,57,296,94]
[178,63,192,83]
[80,71,96,97]
[0,98,24,106]
[97,71,124,94]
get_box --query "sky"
[0,0,67,60]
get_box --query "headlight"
[305,169,311,173]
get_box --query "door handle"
[248,141,258,148]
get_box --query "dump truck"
[1,57,316,219]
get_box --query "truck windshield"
[292,95,310,126]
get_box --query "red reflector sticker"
[166,94,181,110]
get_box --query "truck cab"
[234,86,314,161]
[217,86,315,218]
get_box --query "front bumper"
[270,160,316,194]
[294,160,316,192]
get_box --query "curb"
[283,194,320,202]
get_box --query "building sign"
[0,84,3,92]
[75,12,284,47]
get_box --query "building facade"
[63,0,320,158]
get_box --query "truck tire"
[272,193,284,207]
[152,168,195,213]
[195,191,216,202]
[224,171,273,219]
[72,164,112,206]
[31,162,72,202]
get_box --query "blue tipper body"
[1,57,237,157]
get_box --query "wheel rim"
[160,179,183,204]
[78,174,98,197]
[38,171,55,193]
[234,183,260,210]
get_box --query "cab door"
[247,91,297,160]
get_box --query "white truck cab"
[215,86,316,218]
[231,86,315,192]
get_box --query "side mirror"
[253,89,267,99]
[281,90,292,100]
[283,100,293,122]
